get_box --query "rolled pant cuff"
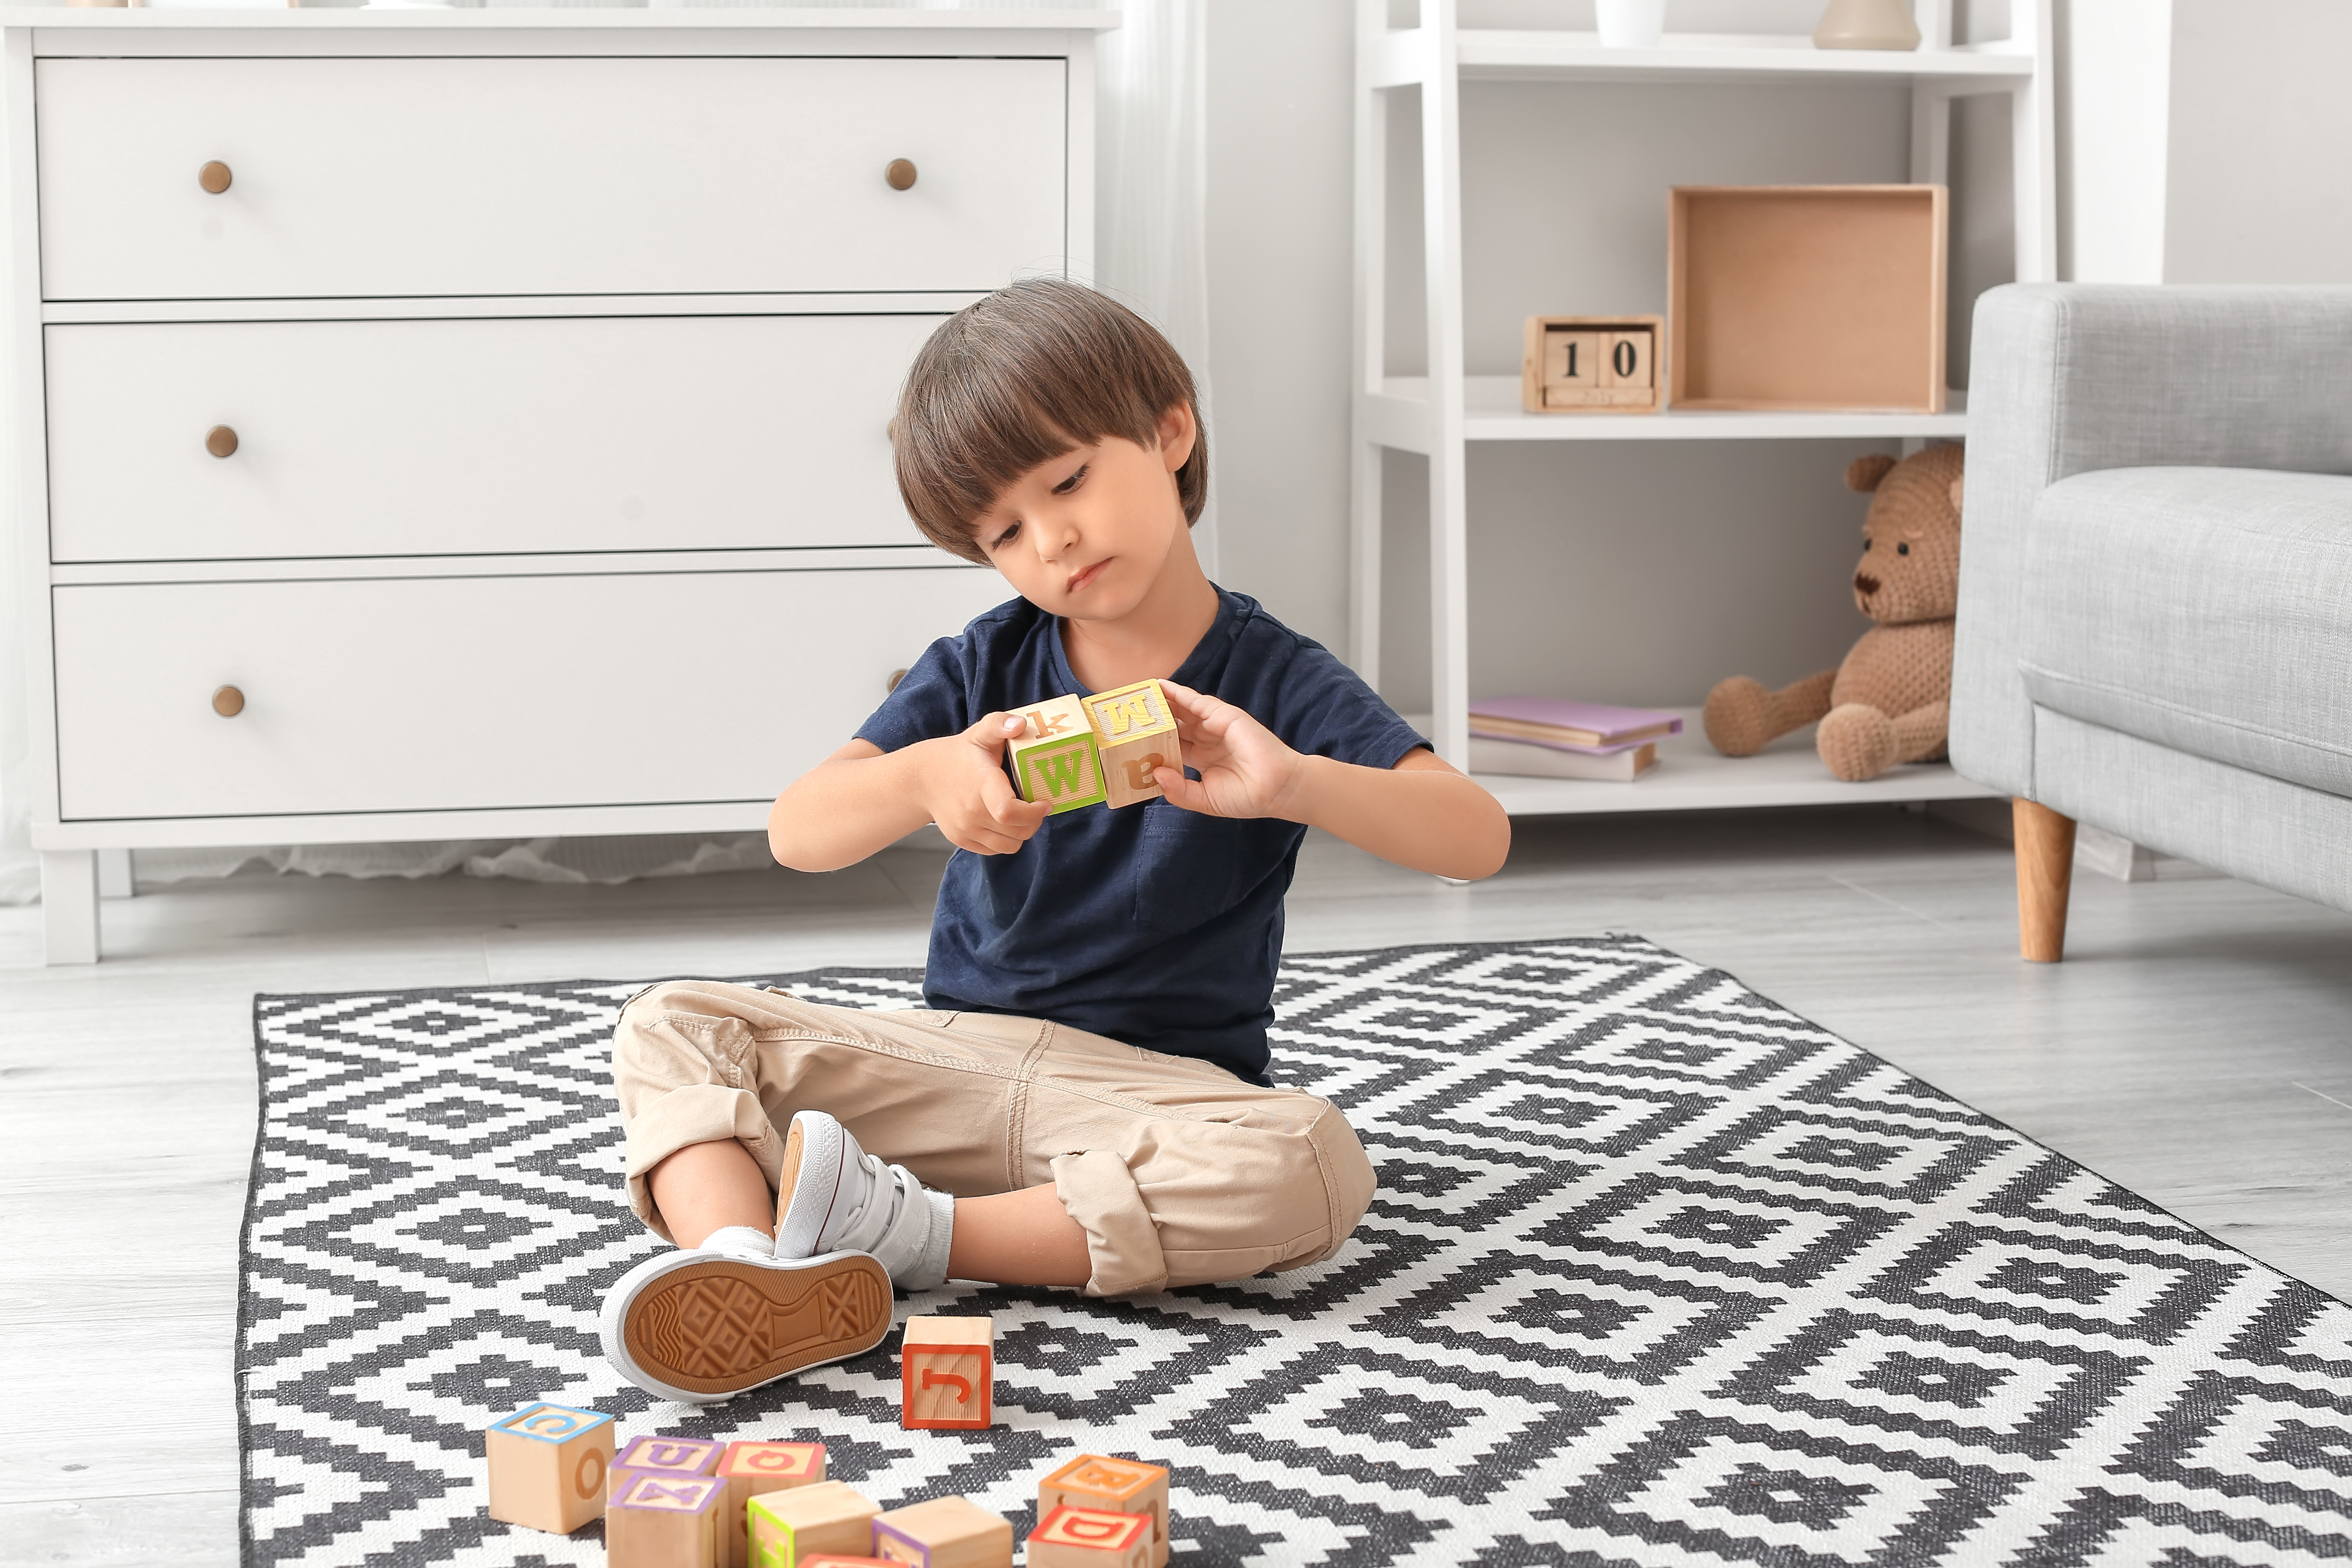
[622,1082,786,1243]
[1051,1149,1168,1297]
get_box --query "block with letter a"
[1080,679,1183,808]
[718,1441,826,1568]
[483,1401,616,1535]
[1026,1506,1154,1568]
[607,1469,726,1568]
[1036,1455,1170,1568]
[900,1315,996,1430]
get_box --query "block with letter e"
[1026,1506,1154,1568]
[900,1315,996,1430]
[718,1441,826,1568]
[608,1469,726,1568]
[1037,1455,1169,1568]
[483,1401,616,1535]
[1080,679,1182,808]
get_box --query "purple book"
[1467,697,1683,751]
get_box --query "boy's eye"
[989,519,1022,551]
[1051,463,1089,496]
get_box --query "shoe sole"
[616,1251,890,1401]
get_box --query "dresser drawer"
[36,55,1067,300]
[51,568,1005,821]
[48,314,944,562]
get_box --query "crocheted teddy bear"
[1702,444,1964,782]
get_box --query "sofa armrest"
[1950,283,2352,797]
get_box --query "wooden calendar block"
[901,1316,996,1430]
[871,1495,1013,1568]
[616,1434,725,1481]
[1026,1507,1153,1568]
[748,1481,879,1568]
[483,1401,616,1535]
[1520,315,1664,414]
[1082,679,1182,809]
[1011,728,1107,814]
[1036,1455,1169,1568]
[719,1443,827,1568]
[608,1470,726,1568]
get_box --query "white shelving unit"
[1350,0,2054,817]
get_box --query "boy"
[601,279,1509,1405]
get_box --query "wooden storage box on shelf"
[1519,316,1662,414]
[1666,185,1948,413]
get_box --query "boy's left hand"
[1152,680,1310,820]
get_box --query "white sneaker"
[599,1228,891,1405]
[775,1110,953,1290]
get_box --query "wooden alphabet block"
[798,1559,895,1568]
[1036,1455,1170,1568]
[616,1434,726,1481]
[1521,316,1665,414]
[1080,679,1182,809]
[1011,727,1107,814]
[871,1495,1014,1568]
[483,1401,616,1535]
[1026,1506,1153,1568]
[1016,693,1091,745]
[748,1481,880,1568]
[901,1316,996,1430]
[608,1469,726,1568]
[718,1442,827,1568]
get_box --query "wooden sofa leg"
[2014,799,2076,963]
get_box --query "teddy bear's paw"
[1817,703,1900,781]
[1703,677,1774,757]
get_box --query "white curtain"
[0,0,1207,904]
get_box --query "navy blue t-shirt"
[855,588,1426,1084]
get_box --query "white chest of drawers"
[5,8,1111,962]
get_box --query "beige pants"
[611,980,1376,1297]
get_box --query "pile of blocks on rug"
[238,938,2352,1566]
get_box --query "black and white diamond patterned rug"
[238,938,2352,1567]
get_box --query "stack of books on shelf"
[1466,698,1682,782]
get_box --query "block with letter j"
[900,1315,996,1430]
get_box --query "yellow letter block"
[1080,679,1182,809]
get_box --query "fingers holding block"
[1011,729,1107,814]
[1082,680,1181,809]
[484,1401,617,1536]
[1027,1506,1154,1568]
[1037,1455,1169,1568]
[608,1470,726,1568]
[748,1480,880,1568]
[719,1442,827,1568]
[872,1494,1014,1568]
[902,1316,996,1430]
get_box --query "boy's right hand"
[920,713,1052,855]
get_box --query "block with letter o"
[483,1401,615,1536]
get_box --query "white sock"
[699,1225,777,1259]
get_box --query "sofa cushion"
[2019,466,2352,799]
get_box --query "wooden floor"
[4,804,2349,1565]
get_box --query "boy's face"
[969,404,1196,621]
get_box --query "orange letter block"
[718,1442,826,1568]
[1027,1507,1153,1568]
[901,1316,996,1430]
[483,1401,616,1536]
[1037,1455,1170,1568]
[608,1470,726,1568]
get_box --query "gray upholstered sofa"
[1951,284,2352,960]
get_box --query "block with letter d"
[607,1469,726,1568]
[1037,1454,1169,1568]
[1026,1506,1154,1568]
[1079,679,1182,808]
[900,1315,996,1430]
[483,1401,616,1535]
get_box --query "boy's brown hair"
[893,278,1208,564]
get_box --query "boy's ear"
[1156,402,1197,473]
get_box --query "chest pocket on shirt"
[1130,802,1273,936]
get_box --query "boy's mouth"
[1066,559,1111,594]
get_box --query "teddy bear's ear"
[1948,474,1966,513]
[1845,454,1898,493]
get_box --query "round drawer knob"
[212,685,245,718]
[205,425,239,459]
[886,668,909,693]
[884,158,918,192]
[198,160,233,195]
